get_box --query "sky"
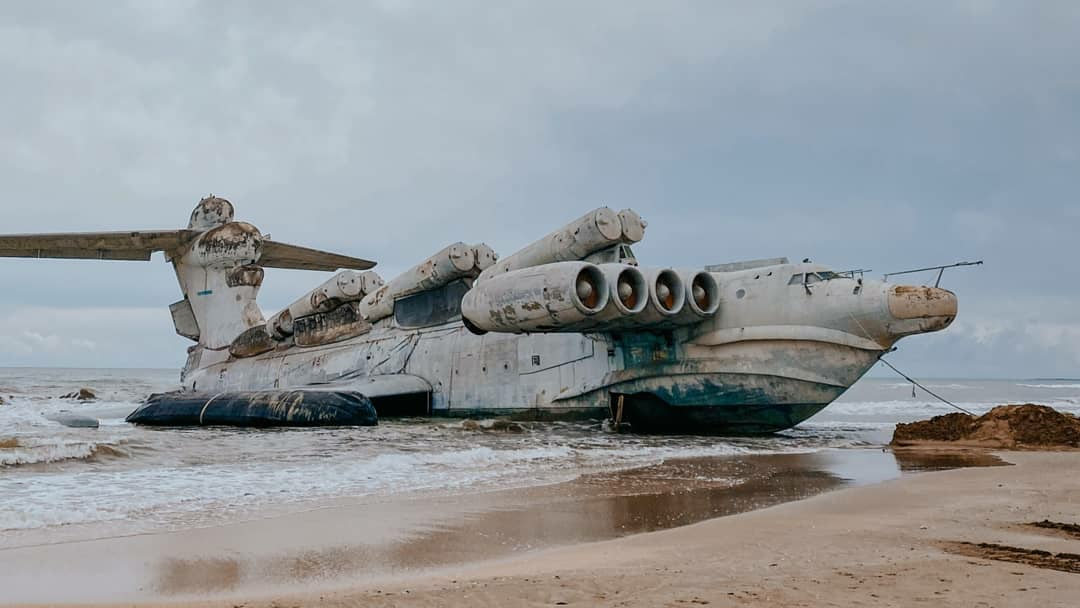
[0,1,1076,378]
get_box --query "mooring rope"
[877,356,975,416]
[843,309,977,417]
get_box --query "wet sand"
[0,449,1014,605]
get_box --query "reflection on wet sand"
[153,449,1003,597]
[891,448,1006,472]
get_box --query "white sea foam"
[823,399,1080,418]
[0,441,758,532]
[2,370,1076,537]
[1017,383,1080,389]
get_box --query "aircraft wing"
[0,230,196,261]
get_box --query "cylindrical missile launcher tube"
[269,270,384,337]
[617,209,647,244]
[359,242,477,323]
[461,262,609,333]
[472,243,498,275]
[478,207,643,281]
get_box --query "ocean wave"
[0,438,129,467]
[879,382,975,390]
[824,399,1080,417]
[1016,383,1080,389]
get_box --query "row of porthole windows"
[736,269,777,299]
[734,270,841,300]
[735,271,828,299]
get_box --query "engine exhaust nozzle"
[611,268,686,327]
[461,261,609,333]
[650,269,685,316]
[573,264,608,314]
[669,270,720,325]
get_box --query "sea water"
[1,367,1076,545]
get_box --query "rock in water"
[459,419,525,433]
[45,412,100,428]
[892,404,1080,448]
[60,388,97,401]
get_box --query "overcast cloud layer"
[0,1,1077,378]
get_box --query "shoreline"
[4,448,1065,606]
[290,450,1077,608]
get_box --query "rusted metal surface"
[268,309,294,339]
[188,196,235,230]
[0,230,197,261]
[616,209,647,243]
[192,222,262,265]
[479,207,636,280]
[359,242,477,323]
[228,325,275,358]
[888,285,958,320]
[472,243,498,274]
[461,262,609,332]
[258,240,376,271]
[270,270,384,338]
[225,264,264,288]
[294,302,372,347]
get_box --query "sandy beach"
[2,449,1076,607]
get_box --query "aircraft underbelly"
[183,324,880,431]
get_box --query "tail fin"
[0,197,375,354]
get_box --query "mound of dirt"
[892,404,1080,449]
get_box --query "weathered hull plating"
[180,318,882,433]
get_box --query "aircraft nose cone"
[887,285,958,320]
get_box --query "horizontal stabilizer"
[259,240,376,271]
[0,230,195,261]
[0,230,375,270]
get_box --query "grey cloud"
[0,1,1077,375]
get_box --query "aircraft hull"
[181,321,881,434]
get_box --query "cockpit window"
[788,273,804,285]
[805,273,822,284]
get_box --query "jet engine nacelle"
[569,267,719,331]
[461,262,609,333]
